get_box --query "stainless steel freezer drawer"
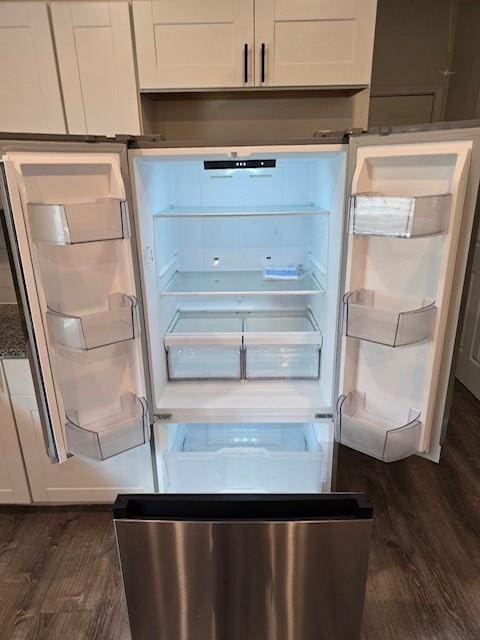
[114,494,373,640]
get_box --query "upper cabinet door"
[132,0,254,90]
[254,0,377,87]
[0,2,65,134]
[51,2,141,135]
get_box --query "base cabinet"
[0,362,31,503]
[3,359,155,503]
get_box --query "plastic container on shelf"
[344,289,436,347]
[163,423,323,493]
[164,311,243,380]
[350,193,451,238]
[46,293,138,351]
[28,198,129,245]
[65,393,149,461]
[337,390,421,462]
[244,311,322,380]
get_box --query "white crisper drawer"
[164,311,243,380]
[244,311,322,380]
[163,423,324,493]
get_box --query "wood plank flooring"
[0,381,479,640]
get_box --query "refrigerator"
[0,123,479,493]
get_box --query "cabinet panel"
[0,362,31,503]
[133,0,254,90]
[6,360,154,503]
[0,2,65,134]
[255,0,377,87]
[51,2,140,135]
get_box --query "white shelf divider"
[154,204,329,218]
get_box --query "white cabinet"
[3,359,155,503]
[254,0,378,87]
[133,0,255,90]
[0,362,31,503]
[132,0,376,91]
[0,2,65,134]
[51,1,141,135]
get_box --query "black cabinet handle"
[244,43,248,83]
[261,42,266,83]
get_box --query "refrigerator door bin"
[338,390,421,462]
[350,193,451,237]
[344,289,437,347]
[114,494,373,640]
[66,393,149,460]
[164,312,243,380]
[163,423,324,492]
[244,311,322,379]
[28,199,129,244]
[46,293,138,351]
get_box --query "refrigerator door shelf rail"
[337,390,421,462]
[66,393,149,461]
[161,270,325,296]
[163,423,324,493]
[350,193,451,238]
[28,199,130,245]
[46,293,139,351]
[344,289,437,347]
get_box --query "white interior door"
[456,225,480,399]
[132,0,254,90]
[338,126,480,463]
[1,143,149,464]
[0,2,65,134]
[254,0,377,87]
[51,1,141,136]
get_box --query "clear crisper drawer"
[163,423,323,493]
[66,393,149,461]
[28,199,129,244]
[338,391,421,462]
[350,193,451,238]
[344,289,436,347]
[165,311,243,381]
[244,311,322,380]
[47,293,138,351]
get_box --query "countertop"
[0,304,27,358]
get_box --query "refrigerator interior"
[3,151,148,462]
[130,146,347,421]
[339,139,472,461]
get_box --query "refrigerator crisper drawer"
[163,423,324,493]
[244,311,322,380]
[350,193,451,237]
[28,199,129,244]
[165,311,243,380]
[114,494,373,640]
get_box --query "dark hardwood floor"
[0,382,479,640]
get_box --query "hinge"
[155,413,173,421]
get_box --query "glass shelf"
[350,193,451,238]
[66,393,149,461]
[344,289,436,347]
[154,204,329,218]
[46,294,138,351]
[244,311,322,380]
[161,270,324,296]
[163,423,323,493]
[28,198,129,245]
[337,390,421,462]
